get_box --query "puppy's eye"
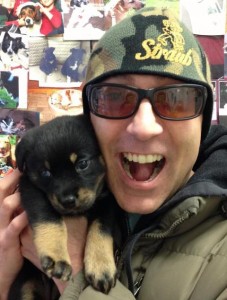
[76,160,90,172]
[41,170,52,178]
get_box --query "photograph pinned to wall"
[48,88,83,117]
[196,35,224,80]
[211,80,219,124]
[3,0,64,37]
[218,79,227,115]
[0,71,28,109]
[180,0,226,79]
[31,0,64,36]
[104,0,146,31]
[63,0,105,40]
[4,1,42,36]
[0,71,19,109]
[0,134,17,178]
[63,0,146,40]
[0,108,40,179]
[0,108,40,136]
[224,33,227,79]
[0,26,29,71]
[28,35,91,87]
[180,0,226,36]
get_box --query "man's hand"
[0,169,28,300]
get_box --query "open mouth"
[122,153,165,182]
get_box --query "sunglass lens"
[90,86,138,118]
[154,87,204,119]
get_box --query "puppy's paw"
[84,252,117,294]
[41,255,72,281]
[85,267,117,294]
[84,219,117,293]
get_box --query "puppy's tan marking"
[77,172,105,203]
[21,281,36,300]
[49,194,63,210]
[70,152,77,164]
[78,187,95,202]
[44,160,50,170]
[34,222,71,280]
[84,219,116,290]
[34,222,69,259]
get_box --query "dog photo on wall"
[0,26,29,71]
[0,134,17,179]
[0,71,19,108]
[0,21,29,108]
[0,108,40,136]
[29,36,90,88]
[0,108,40,180]
[63,0,105,40]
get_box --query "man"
[1,6,227,300]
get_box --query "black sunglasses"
[86,83,207,121]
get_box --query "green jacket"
[60,125,227,299]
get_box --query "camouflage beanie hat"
[82,6,213,141]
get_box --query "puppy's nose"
[62,195,76,209]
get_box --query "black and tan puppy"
[9,114,117,299]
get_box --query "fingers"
[0,169,21,203]
[7,211,28,241]
[0,168,28,242]
[0,192,22,230]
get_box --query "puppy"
[0,137,11,158]
[39,47,58,75]
[8,115,117,299]
[49,89,82,110]
[1,31,25,55]
[0,116,14,134]
[18,4,41,27]
[61,48,86,82]
[70,0,89,8]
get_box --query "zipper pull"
[133,273,145,297]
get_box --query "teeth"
[123,153,163,164]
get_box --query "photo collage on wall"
[180,0,227,123]
[0,0,226,150]
[0,0,146,112]
[0,0,147,177]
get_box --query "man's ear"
[15,136,33,172]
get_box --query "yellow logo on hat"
[135,19,192,66]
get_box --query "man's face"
[90,74,203,214]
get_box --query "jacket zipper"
[130,210,191,297]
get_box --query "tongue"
[129,162,156,181]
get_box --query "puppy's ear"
[34,6,42,22]
[15,136,33,172]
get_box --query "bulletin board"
[0,0,226,122]
[0,0,227,178]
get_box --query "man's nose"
[126,99,163,140]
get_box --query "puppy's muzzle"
[61,194,76,209]
[50,189,97,215]
[24,17,34,26]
